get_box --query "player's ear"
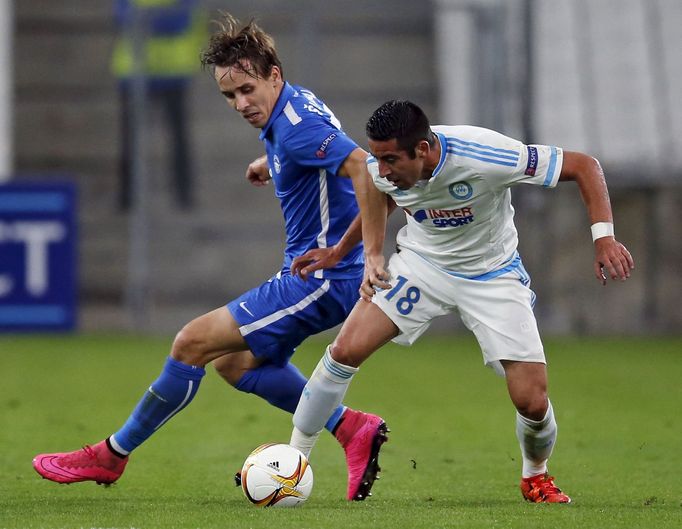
[415,140,430,159]
[270,65,282,84]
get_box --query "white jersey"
[368,125,563,277]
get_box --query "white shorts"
[372,249,546,376]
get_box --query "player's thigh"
[456,274,545,375]
[331,300,400,367]
[372,251,452,346]
[172,306,249,365]
[227,272,360,365]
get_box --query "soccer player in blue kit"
[33,14,388,502]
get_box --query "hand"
[593,237,635,285]
[246,155,272,187]
[291,247,341,280]
[360,254,391,301]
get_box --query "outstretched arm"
[290,197,397,279]
[559,151,635,284]
[339,148,392,300]
[290,212,362,280]
[291,148,397,282]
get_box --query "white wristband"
[591,222,614,242]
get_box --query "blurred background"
[1,0,680,336]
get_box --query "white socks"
[291,346,358,458]
[516,401,557,478]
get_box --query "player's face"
[215,60,282,129]
[368,138,427,190]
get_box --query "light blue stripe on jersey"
[446,147,518,167]
[465,253,523,281]
[407,248,522,281]
[446,136,519,157]
[543,146,559,186]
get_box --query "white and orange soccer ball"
[240,443,314,507]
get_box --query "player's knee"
[514,392,549,421]
[171,325,205,366]
[213,356,242,387]
[328,339,361,368]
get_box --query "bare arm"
[291,149,397,283]
[340,147,392,299]
[559,151,634,284]
[290,212,362,280]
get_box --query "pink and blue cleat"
[334,409,389,501]
[32,440,128,485]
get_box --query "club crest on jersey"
[448,181,473,200]
[316,133,337,159]
[408,206,474,228]
[273,155,282,174]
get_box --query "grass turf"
[1,334,680,528]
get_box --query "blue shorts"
[227,271,361,366]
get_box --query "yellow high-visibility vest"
[111,0,207,78]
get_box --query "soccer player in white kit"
[290,100,635,503]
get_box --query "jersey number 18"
[384,275,421,315]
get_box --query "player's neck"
[423,134,442,177]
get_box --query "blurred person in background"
[289,100,635,504]
[112,0,207,210]
[33,12,388,502]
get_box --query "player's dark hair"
[366,100,435,158]
[200,12,283,79]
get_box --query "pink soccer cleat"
[32,440,128,485]
[334,409,389,501]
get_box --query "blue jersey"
[258,82,363,280]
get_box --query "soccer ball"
[240,443,314,507]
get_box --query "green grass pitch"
[1,334,680,528]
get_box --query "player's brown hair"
[200,12,283,79]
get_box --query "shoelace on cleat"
[532,476,564,498]
[58,445,98,468]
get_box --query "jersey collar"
[259,82,295,141]
[430,132,448,179]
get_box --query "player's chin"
[392,180,412,190]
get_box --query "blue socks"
[235,362,345,432]
[110,357,205,455]
[109,357,343,456]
